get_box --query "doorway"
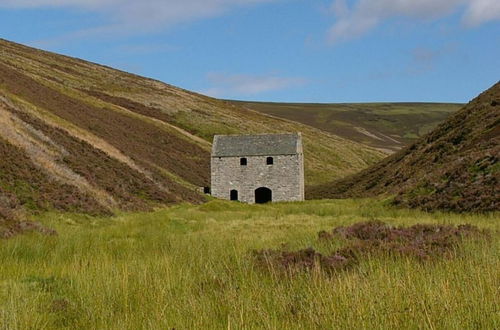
[230,190,238,201]
[255,187,272,204]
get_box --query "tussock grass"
[1,199,498,329]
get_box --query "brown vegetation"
[0,62,210,188]
[254,221,489,274]
[0,187,57,239]
[7,106,192,209]
[254,247,356,274]
[0,137,108,214]
[0,40,209,220]
[0,187,21,221]
[321,221,488,259]
[0,219,57,239]
[82,89,177,126]
[0,38,388,221]
[309,82,500,212]
[0,38,385,190]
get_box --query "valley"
[1,0,499,327]
[233,101,462,153]
[0,38,383,219]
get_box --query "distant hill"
[0,39,383,226]
[309,82,500,212]
[232,101,462,153]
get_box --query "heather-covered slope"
[309,82,500,212]
[0,39,383,221]
[232,101,461,153]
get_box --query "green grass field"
[1,199,498,329]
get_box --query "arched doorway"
[230,190,238,201]
[255,187,272,204]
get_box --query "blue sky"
[0,0,499,103]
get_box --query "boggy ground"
[0,199,498,329]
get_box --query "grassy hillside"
[0,199,498,328]
[309,82,500,212]
[0,39,383,220]
[233,101,462,153]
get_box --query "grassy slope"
[0,39,383,219]
[0,200,498,328]
[309,82,500,212]
[233,101,462,153]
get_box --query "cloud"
[202,72,307,98]
[463,0,500,26]
[409,43,457,73]
[328,0,500,44]
[0,0,278,37]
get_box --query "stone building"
[211,133,304,203]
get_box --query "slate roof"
[212,133,301,157]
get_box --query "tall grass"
[1,199,498,329]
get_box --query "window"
[266,157,273,165]
[240,158,247,166]
[230,190,238,201]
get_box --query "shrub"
[254,221,490,274]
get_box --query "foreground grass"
[0,199,498,329]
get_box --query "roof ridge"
[212,133,302,157]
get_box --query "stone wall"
[211,153,304,203]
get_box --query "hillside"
[0,39,383,225]
[233,101,462,153]
[309,82,500,212]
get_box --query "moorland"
[0,38,498,329]
[1,199,498,329]
[232,101,462,153]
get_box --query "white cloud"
[328,0,500,44]
[464,0,500,26]
[202,72,306,98]
[0,0,278,36]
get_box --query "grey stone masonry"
[211,133,304,203]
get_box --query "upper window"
[266,157,274,165]
[240,157,247,166]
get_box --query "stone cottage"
[210,133,304,203]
